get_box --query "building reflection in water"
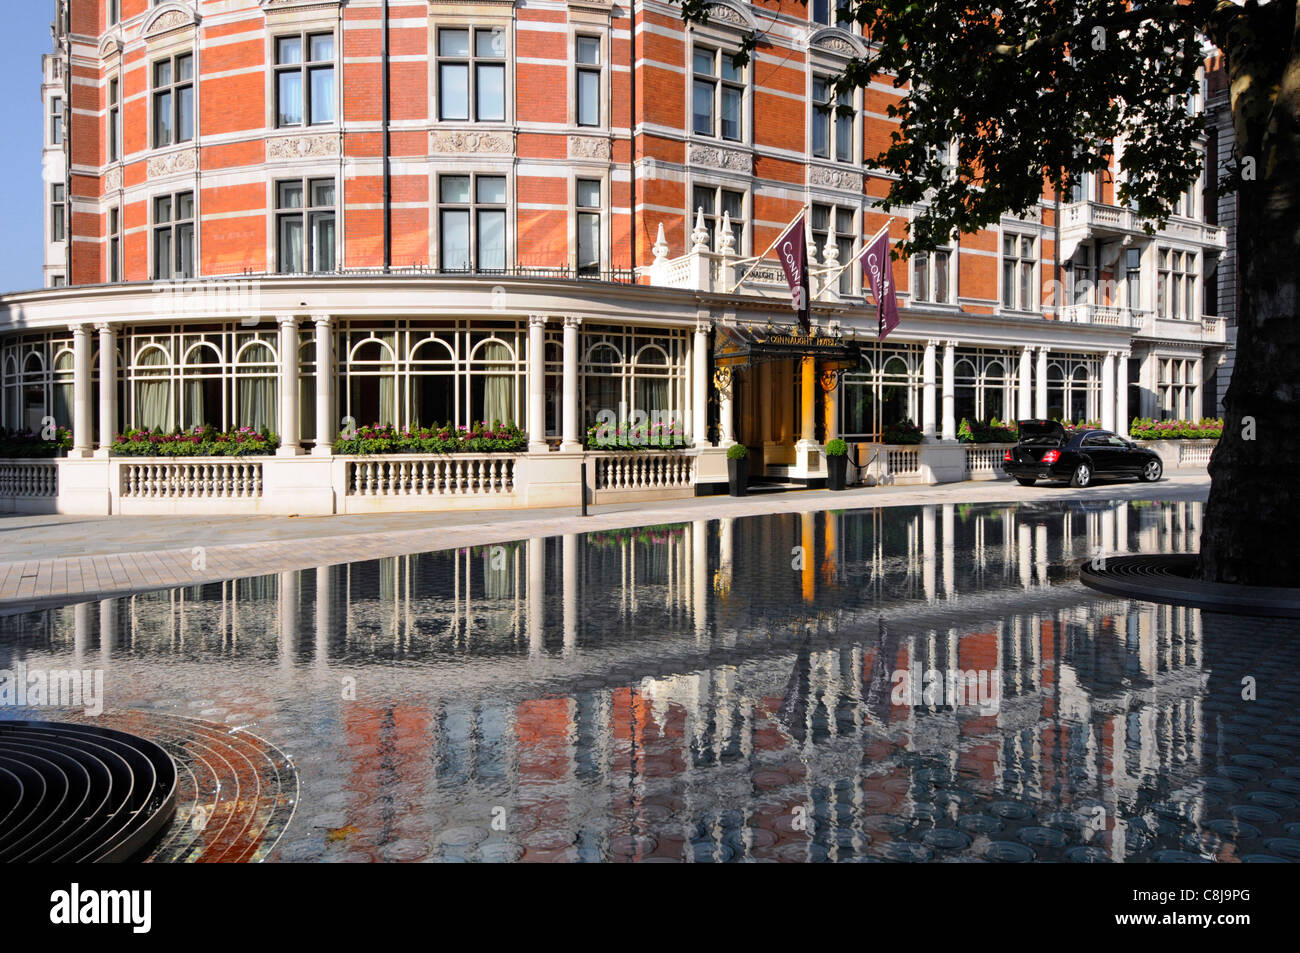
[4,498,1289,863]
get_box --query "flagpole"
[813,217,895,301]
[727,205,811,294]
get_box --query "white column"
[799,355,816,443]
[312,315,334,456]
[940,340,956,441]
[1035,347,1048,418]
[1101,350,1116,432]
[71,324,93,457]
[922,340,937,440]
[1191,357,1203,419]
[561,316,582,451]
[277,315,302,456]
[693,322,710,447]
[1018,346,1032,420]
[824,373,840,442]
[562,533,577,657]
[527,314,547,452]
[719,371,735,447]
[1116,351,1130,437]
[528,537,545,657]
[96,323,116,456]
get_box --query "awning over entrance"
[714,323,861,371]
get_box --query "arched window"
[583,341,622,430]
[469,337,519,427]
[982,360,1007,421]
[953,358,977,423]
[53,350,75,431]
[1069,365,1090,423]
[299,339,316,442]
[347,336,397,427]
[181,341,223,430]
[632,344,672,426]
[409,336,456,428]
[1047,364,1065,420]
[544,339,562,438]
[841,355,874,436]
[234,340,277,432]
[2,355,19,430]
[880,355,912,427]
[134,345,174,432]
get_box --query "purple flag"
[776,213,810,332]
[861,229,900,339]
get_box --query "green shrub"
[726,443,749,460]
[111,425,279,457]
[0,426,72,458]
[825,437,847,456]
[333,421,527,455]
[1128,417,1223,440]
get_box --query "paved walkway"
[0,474,1209,611]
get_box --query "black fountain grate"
[0,720,177,863]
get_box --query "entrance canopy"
[714,323,860,371]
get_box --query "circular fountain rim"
[1079,554,1300,618]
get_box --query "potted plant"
[726,443,749,497]
[825,438,848,490]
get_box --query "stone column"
[277,315,302,455]
[759,361,773,445]
[1116,351,1130,437]
[922,340,937,440]
[1101,350,1116,432]
[561,316,582,451]
[562,533,578,657]
[96,323,116,456]
[799,355,816,443]
[1035,347,1048,419]
[312,315,334,456]
[718,372,735,448]
[824,371,840,442]
[940,340,956,441]
[1191,357,1203,420]
[693,322,710,448]
[528,536,545,657]
[1018,346,1032,419]
[527,314,547,452]
[71,324,92,457]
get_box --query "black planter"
[827,454,847,490]
[727,456,749,497]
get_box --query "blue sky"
[0,4,55,293]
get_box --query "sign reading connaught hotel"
[0,0,1231,516]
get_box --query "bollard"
[580,461,588,517]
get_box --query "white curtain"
[135,349,173,432]
[238,374,276,432]
[481,342,514,426]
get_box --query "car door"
[1104,433,1142,473]
[1080,432,1118,473]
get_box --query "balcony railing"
[1057,304,1143,328]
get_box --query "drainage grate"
[0,720,177,863]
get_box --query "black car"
[1002,420,1163,488]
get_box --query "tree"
[670,0,1297,587]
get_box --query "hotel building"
[1,0,1228,513]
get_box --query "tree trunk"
[1198,32,1300,587]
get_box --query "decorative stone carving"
[568,135,611,160]
[147,150,197,179]
[267,135,339,160]
[814,35,854,55]
[705,3,747,26]
[688,144,752,174]
[808,166,863,192]
[104,167,121,192]
[144,9,196,38]
[430,130,513,154]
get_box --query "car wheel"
[1070,463,1092,488]
[1140,458,1162,482]
[1016,478,1036,487]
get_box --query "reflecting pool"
[3,498,1299,862]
